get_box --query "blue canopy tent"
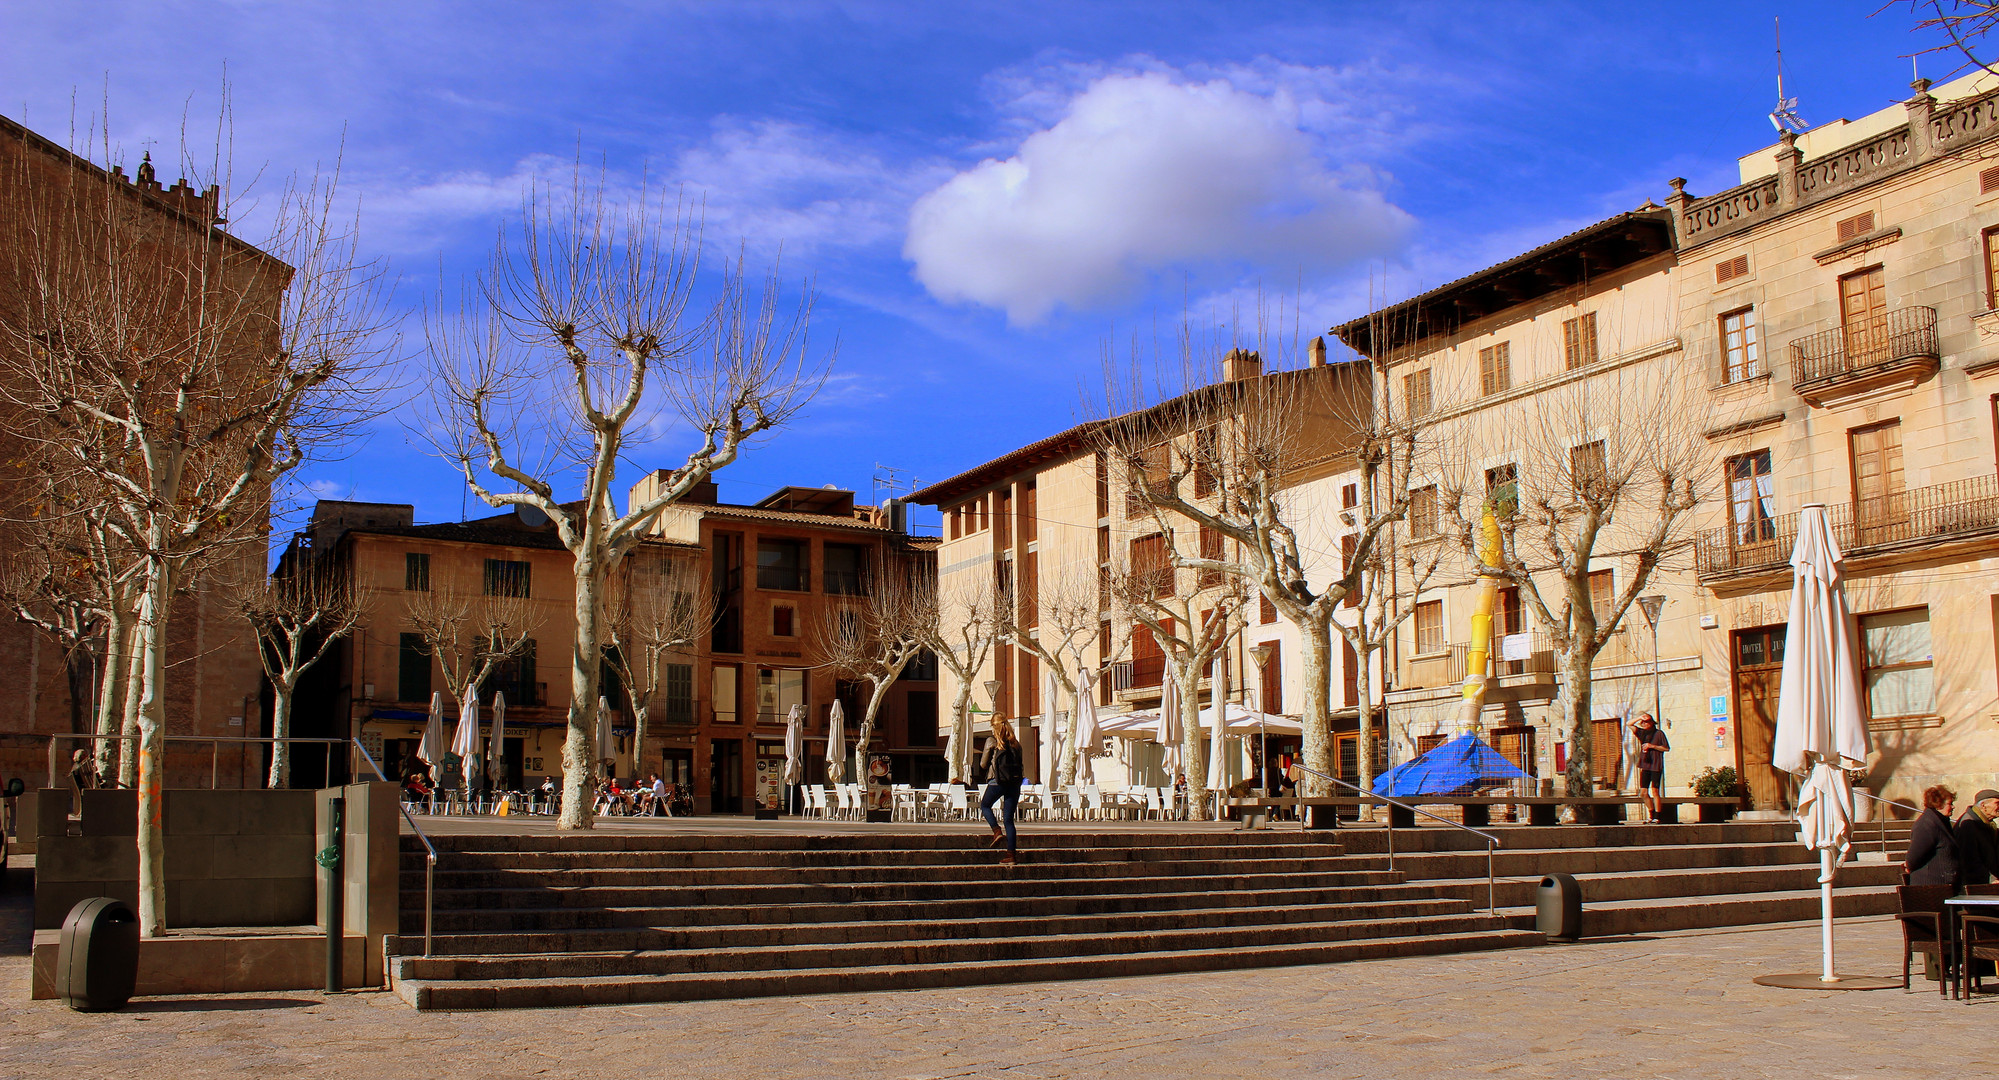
[1371,733,1529,797]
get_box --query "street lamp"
[1637,595,1667,730]
[1248,643,1273,791]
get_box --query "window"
[1341,534,1359,609]
[397,633,431,703]
[1861,608,1935,718]
[404,552,430,592]
[1720,307,1760,382]
[1259,592,1276,624]
[1561,313,1598,370]
[1341,483,1358,510]
[1020,482,1037,544]
[823,543,865,596]
[1193,428,1218,498]
[483,558,530,597]
[1840,265,1888,362]
[1131,533,1171,599]
[1408,485,1438,538]
[1125,447,1167,518]
[905,690,938,746]
[1850,420,1906,543]
[1256,641,1281,714]
[483,639,537,707]
[1570,441,1607,498]
[712,664,740,724]
[1198,525,1224,587]
[1727,450,1776,547]
[757,668,806,723]
[1836,211,1876,242]
[1485,463,1517,516]
[1714,254,1749,284]
[1414,600,1444,654]
[1588,569,1615,630]
[1479,342,1511,395]
[771,605,795,637]
[1130,620,1169,688]
[1982,166,1999,194]
[948,507,961,541]
[756,538,808,591]
[664,663,694,726]
[1984,226,1999,310]
[1404,369,1433,419]
[995,488,1012,547]
[1095,451,1110,518]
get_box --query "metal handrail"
[29,731,347,790]
[1289,764,1500,913]
[353,737,435,957]
[1852,787,1919,862]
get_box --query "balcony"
[1696,473,1999,580]
[1789,306,1938,407]
[1400,635,1558,691]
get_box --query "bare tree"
[1906,1,1999,77]
[1441,371,1710,797]
[406,586,540,773]
[229,562,361,788]
[920,574,1004,784]
[0,116,390,935]
[816,551,932,782]
[998,564,1102,786]
[0,525,108,743]
[604,545,712,777]
[426,174,827,828]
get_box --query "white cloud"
[904,66,1416,325]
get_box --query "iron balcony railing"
[1696,473,1999,576]
[1790,306,1937,385]
[1402,633,1558,690]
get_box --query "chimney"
[1223,348,1263,382]
[1308,337,1327,368]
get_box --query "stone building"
[0,115,272,789]
[297,479,938,814]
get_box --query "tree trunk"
[266,680,295,788]
[117,628,144,789]
[134,559,172,937]
[1297,616,1335,797]
[1355,647,1376,821]
[561,552,604,829]
[1178,664,1208,821]
[1058,682,1082,788]
[95,609,131,781]
[1560,646,1595,798]
[856,676,893,783]
[65,646,93,736]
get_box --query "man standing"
[1956,788,1999,886]
[1632,713,1670,823]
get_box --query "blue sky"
[0,1,1968,537]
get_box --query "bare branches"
[1905,1,1999,79]
[405,586,541,705]
[604,545,713,771]
[228,561,361,787]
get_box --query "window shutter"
[1714,254,1749,283]
[1836,212,1875,242]
[1982,166,1999,194]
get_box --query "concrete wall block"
[211,832,311,879]
[248,789,318,836]
[78,788,137,835]
[173,877,274,928]
[162,834,214,880]
[35,787,70,836]
[162,789,238,836]
[35,881,138,930]
[36,834,137,882]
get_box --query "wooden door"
[1840,265,1887,364]
[1590,719,1623,788]
[1491,726,1536,777]
[1850,420,1905,546]
[1733,626,1789,811]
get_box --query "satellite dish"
[515,504,550,528]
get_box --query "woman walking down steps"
[981,717,1024,866]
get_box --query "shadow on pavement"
[122,996,322,1013]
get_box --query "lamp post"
[1248,643,1273,791]
[1638,595,1667,730]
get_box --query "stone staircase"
[386,820,1908,1010]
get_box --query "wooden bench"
[1228,795,1741,829]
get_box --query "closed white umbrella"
[452,694,480,791]
[1767,504,1875,988]
[782,704,804,785]
[1073,670,1101,784]
[597,695,617,777]
[825,699,847,783]
[1038,669,1058,785]
[487,692,508,793]
[1156,661,1184,778]
[1206,659,1230,796]
[419,691,446,782]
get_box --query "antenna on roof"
[1770,17,1809,134]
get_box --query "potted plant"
[1691,765,1742,822]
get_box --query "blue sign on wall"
[1709,694,1728,717]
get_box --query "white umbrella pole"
[1820,847,1836,983]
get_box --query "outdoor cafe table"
[1946,895,1999,1000]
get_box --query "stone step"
[1484,859,1905,908]
[391,927,1546,1010]
[1501,884,1899,937]
[401,828,1317,855]
[400,879,1483,935]
[402,895,1484,956]
[398,839,1349,871]
[1376,840,1856,880]
[408,852,1373,889]
[395,910,1511,983]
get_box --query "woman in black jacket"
[979,718,1025,866]
[1906,784,1961,889]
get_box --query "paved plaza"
[0,848,1990,1080]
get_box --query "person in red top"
[1632,714,1671,823]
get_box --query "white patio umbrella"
[825,699,847,783]
[1073,670,1101,784]
[1767,504,1873,987]
[1156,662,1184,777]
[1206,660,1231,797]
[452,694,480,790]
[419,691,446,782]
[782,704,804,794]
[1037,669,1058,785]
[487,692,508,793]
[596,695,617,777]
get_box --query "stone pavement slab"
[3,914,1993,1079]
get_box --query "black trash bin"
[55,896,140,1011]
[1536,872,1582,940]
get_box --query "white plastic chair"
[1142,787,1165,820]
[939,786,971,821]
[1079,784,1102,821]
